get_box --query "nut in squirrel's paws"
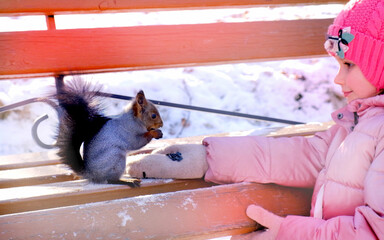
[149,128,163,139]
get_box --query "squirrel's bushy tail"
[55,80,110,175]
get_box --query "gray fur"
[83,104,152,182]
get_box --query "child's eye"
[344,62,353,68]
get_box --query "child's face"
[333,56,378,103]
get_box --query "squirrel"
[55,80,163,186]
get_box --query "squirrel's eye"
[151,113,157,119]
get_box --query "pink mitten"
[126,144,208,179]
[231,205,283,240]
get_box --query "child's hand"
[232,205,283,240]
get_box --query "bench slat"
[0,182,312,239]
[0,150,60,170]
[0,19,332,79]
[0,0,348,14]
[0,179,215,215]
[267,121,334,137]
[0,164,77,188]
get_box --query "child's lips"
[343,91,352,97]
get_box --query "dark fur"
[56,81,110,174]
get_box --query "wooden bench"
[0,1,344,239]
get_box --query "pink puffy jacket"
[203,95,384,239]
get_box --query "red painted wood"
[0,19,332,79]
[0,182,312,239]
[0,0,348,14]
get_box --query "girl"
[127,0,384,238]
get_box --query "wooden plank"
[0,150,60,170]
[0,182,312,239]
[136,121,334,152]
[0,19,332,79]
[0,179,215,215]
[267,121,334,137]
[0,0,348,15]
[0,164,78,188]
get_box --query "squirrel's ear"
[135,90,147,106]
[132,90,147,117]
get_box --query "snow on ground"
[0,5,345,155]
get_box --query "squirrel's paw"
[126,144,207,179]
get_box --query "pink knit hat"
[324,0,384,90]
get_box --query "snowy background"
[0,4,346,156]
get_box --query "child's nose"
[334,71,344,86]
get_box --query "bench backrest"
[0,0,347,80]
